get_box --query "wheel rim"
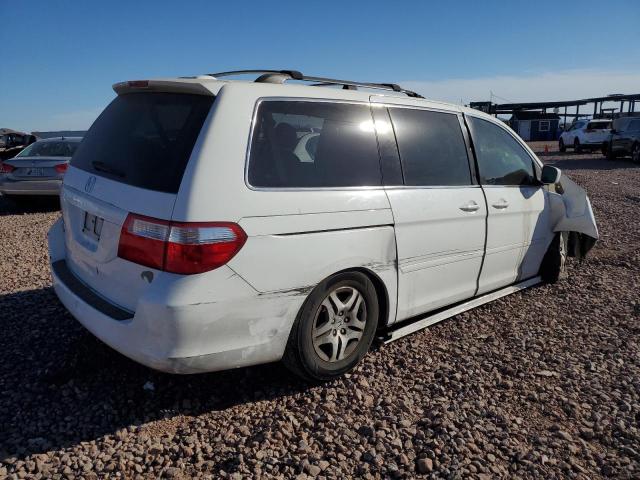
[559,235,567,271]
[312,286,367,362]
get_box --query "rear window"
[247,100,382,188]
[17,141,78,157]
[71,92,214,193]
[587,121,611,130]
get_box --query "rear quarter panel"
[228,223,398,326]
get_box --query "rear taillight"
[55,163,68,173]
[117,213,247,274]
[0,162,15,173]
[118,215,170,271]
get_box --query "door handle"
[492,199,509,209]
[459,201,480,212]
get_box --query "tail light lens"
[0,162,15,173]
[118,213,247,274]
[55,163,69,173]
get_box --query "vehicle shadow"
[0,195,60,216]
[0,287,309,461]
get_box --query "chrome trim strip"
[383,276,542,343]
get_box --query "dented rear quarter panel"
[229,221,399,327]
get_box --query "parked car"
[559,119,611,153]
[606,117,640,162]
[47,71,598,381]
[0,137,81,198]
[0,132,38,160]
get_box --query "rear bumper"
[0,177,61,195]
[581,140,607,147]
[47,218,303,374]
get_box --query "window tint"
[72,93,214,193]
[248,101,382,188]
[388,108,471,186]
[18,141,78,157]
[587,121,611,130]
[468,117,537,186]
[629,120,640,131]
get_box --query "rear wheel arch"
[343,267,391,330]
[296,266,392,329]
[283,269,382,381]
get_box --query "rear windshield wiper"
[91,161,125,178]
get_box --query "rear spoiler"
[112,79,216,96]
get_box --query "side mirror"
[541,165,561,184]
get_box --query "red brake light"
[55,163,69,173]
[118,215,170,270]
[0,162,15,173]
[117,214,247,274]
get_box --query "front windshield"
[17,141,78,158]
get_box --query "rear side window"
[17,141,78,157]
[389,108,471,186]
[248,101,382,188]
[468,117,537,186]
[72,93,214,193]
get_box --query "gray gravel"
[1,147,639,479]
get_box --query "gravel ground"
[1,146,638,479]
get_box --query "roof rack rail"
[207,69,424,99]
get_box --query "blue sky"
[1,0,639,131]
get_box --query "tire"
[632,143,640,164]
[573,138,582,153]
[539,232,568,284]
[283,271,379,382]
[606,142,617,160]
[559,138,566,152]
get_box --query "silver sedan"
[0,137,81,197]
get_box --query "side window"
[467,116,537,186]
[248,101,382,188]
[630,120,640,131]
[388,108,471,186]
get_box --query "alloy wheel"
[312,286,367,362]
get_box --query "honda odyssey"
[48,70,598,381]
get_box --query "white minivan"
[48,70,599,381]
